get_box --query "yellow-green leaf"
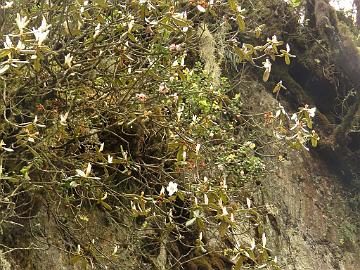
[34,58,41,72]
[100,201,113,211]
[0,49,11,59]
[306,116,313,129]
[176,146,183,162]
[219,221,228,237]
[233,46,244,62]
[229,0,238,12]
[171,17,191,27]
[311,137,318,147]
[285,54,290,65]
[263,70,270,82]
[273,83,281,93]
[233,256,244,270]
[236,15,245,32]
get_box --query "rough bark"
[354,0,360,28]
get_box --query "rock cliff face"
[243,84,360,270]
[265,146,360,269]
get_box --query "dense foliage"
[0,0,341,269]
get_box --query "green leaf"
[197,218,205,231]
[171,17,191,27]
[176,146,183,162]
[263,70,270,82]
[127,32,137,42]
[70,255,82,265]
[236,15,245,32]
[233,256,244,270]
[305,116,313,129]
[233,46,244,62]
[94,0,108,8]
[244,249,256,261]
[228,0,238,12]
[290,0,301,7]
[0,49,11,59]
[34,57,41,72]
[219,221,228,237]
[311,137,318,147]
[177,191,185,201]
[285,54,290,65]
[100,201,113,211]
[273,83,281,93]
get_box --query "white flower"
[267,35,281,45]
[59,112,69,125]
[275,103,287,118]
[221,178,227,189]
[0,140,14,152]
[237,6,246,13]
[204,194,209,205]
[4,35,13,49]
[76,163,92,178]
[250,238,256,250]
[107,155,113,163]
[246,197,251,209]
[308,107,316,118]
[111,245,118,256]
[166,181,178,196]
[197,5,206,12]
[94,23,101,38]
[131,200,136,210]
[33,115,45,127]
[15,13,29,35]
[33,17,51,46]
[158,82,169,94]
[222,206,228,216]
[38,16,51,32]
[1,1,14,9]
[262,233,267,248]
[99,142,104,152]
[181,11,188,32]
[286,43,291,53]
[274,132,285,140]
[15,40,25,51]
[136,93,147,102]
[195,143,201,155]
[64,53,73,68]
[182,149,186,161]
[290,119,300,131]
[263,58,272,73]
[33,29,50,45]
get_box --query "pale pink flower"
[136,93,147,102]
